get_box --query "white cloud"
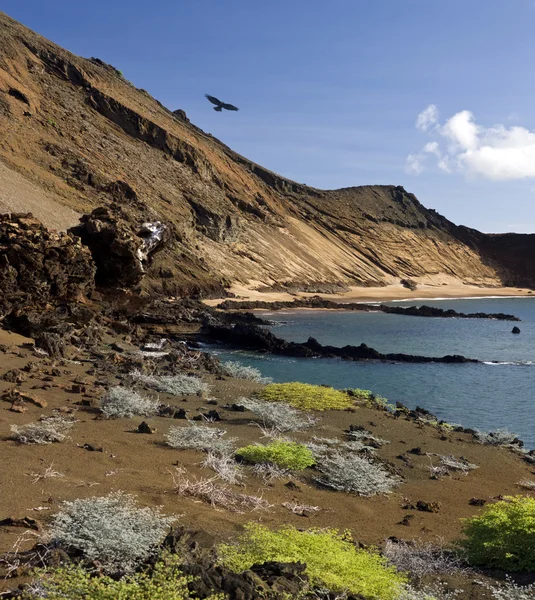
[405,152,425,175]
[407,106,535,180]
[416,104,438,131]
[423,141,441,157]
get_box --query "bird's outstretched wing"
[222,102,239,111]
[205,94,222,106]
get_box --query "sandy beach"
[205,282,535,307]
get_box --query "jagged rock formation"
[0,213,95,318]
[0,11,532,296]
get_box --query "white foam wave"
[483,360,534,366]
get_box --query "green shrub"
[258,382,352,411]
[236,440,315,470]
[218,523,407,599]
[460,495,535,571]
[21,553,225,600]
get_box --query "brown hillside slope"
[0,11,529,295]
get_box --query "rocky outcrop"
[219,297,520,321]
[0,213,95,318]
[206,323,479,364]
[71,206,169,288]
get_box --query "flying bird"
[205,94,239,112]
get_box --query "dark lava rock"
[173,408,188,419]
[0,213,95,319]
[0,517,40,530]
[71,205,169,288]
[137,421,155,434]
[219,297,521,322]
[469,498,486,507]
[205,323,480,364]
[512,326,521,334]
[416,500,441,513]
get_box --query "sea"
[210,297,535,448]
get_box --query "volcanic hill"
[0,10,534,297]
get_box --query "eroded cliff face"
[0,11,530,295]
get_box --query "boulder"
[71,206,168,288]
[512,326,521,334]
[0,213,95,318]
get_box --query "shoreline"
[204,283,535,307]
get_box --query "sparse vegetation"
[222,361,272,384]
[251,462,290,483]
[100,386,160,419]
[21,553,225,600]
[460,495,535,571]
[236,440,315,470]
[314,451,399,496]
[479,577,535,600]
[11,416,74,445]
[173,473,271,512]
[47,492,175,574]
[201,452,244,485]
[258,382,353,411]
[218,523,407,599]
[165,423,235,455]
[474,428,520,446]
[239,396,316,432]
[130,369,209,396]
[384,539,466,578]
[517,479,535,490]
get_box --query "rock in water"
[512,326,521,334]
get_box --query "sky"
[3,0,535,232]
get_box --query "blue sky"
[3,0,535,232]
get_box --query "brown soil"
[0,327,533,597]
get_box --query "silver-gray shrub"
[398,584,462,600]
[479,578,535,600]
[100,386,160,419]
[11,416,74,445]
[201,451,244,485]
[166,423,236,455]
[474,428,519,446]
[384,539,466,578]
[130,369,209,396]
[47,491,175,573]
[314,451,399,496]
[222,361,273,384]
[239,397,316,433]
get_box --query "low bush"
[460,495,535,571]
[474,428,520,446]
[236,440,315,470]
[47,492,175,574]
[314,452,399,496]
[239,396,316,432]
[130,369,209,396]
[258,382,352,411]
[384,539,465,578]
[21,554,225,600]
[345,388,394,410]
[100,387,160,419]
[479,577,535,600]
[397,583,462,599]
[218,523,407,599]
[201,452,244,484]
[11,416,74,444]
[173,473,271,512]
[222,361,272,384]
[165,424,235,455]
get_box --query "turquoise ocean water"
[211,297,535,448]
